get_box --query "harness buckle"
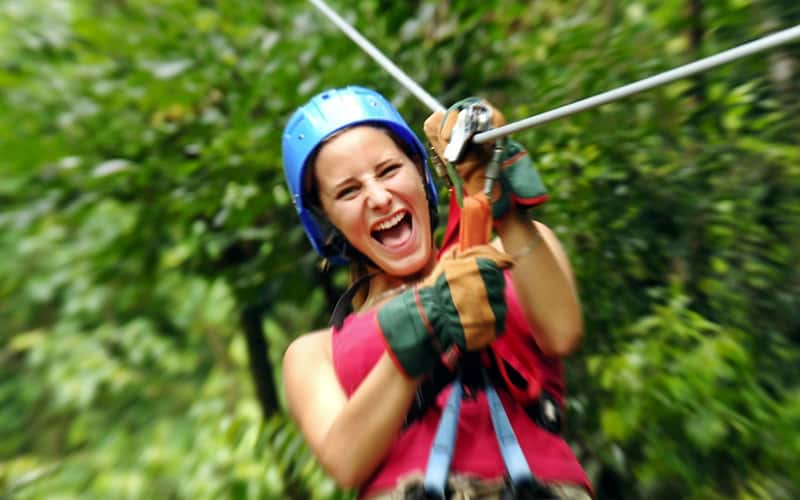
[527,391,563,435]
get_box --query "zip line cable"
[308,0,800,142]
[474,24,800,143]
[308,0,446,113]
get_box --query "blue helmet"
[282,86,439,263]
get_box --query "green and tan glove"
[377,245,513,378]
[424,98,549,219]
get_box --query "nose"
[364,179,392,210]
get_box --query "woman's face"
[314,126,434,277]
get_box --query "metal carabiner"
[443,103,493,163]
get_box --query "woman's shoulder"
[283,327,334,368]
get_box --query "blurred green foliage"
[1,0,798,498]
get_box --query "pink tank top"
[332,274,592,497]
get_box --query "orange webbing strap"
[458,192,492,252]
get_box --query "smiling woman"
[314,126,434,280]
[280,86,591,499]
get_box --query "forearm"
[317,354,420,487]
[494,210,583,355]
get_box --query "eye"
[378,163,401,177]
[335,185,359,200]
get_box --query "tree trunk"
[240,304,280,417]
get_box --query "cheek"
[324,200,363,236]
[394,170,428,200]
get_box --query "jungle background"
[2,0,799,498]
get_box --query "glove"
[377,245,513,378]
[423,98,549,219]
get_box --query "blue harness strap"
[422,368,538,497]
[423,375,463,497]
[484,373,534,485]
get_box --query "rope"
[306,1,799,143]
[473,24,800,143]
[308,0,445,113]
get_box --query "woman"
[281,86,592,499]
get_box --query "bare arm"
[493,210,583,356]
[282,329,420,488]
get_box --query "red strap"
[437,190,462,259]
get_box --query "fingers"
[425,245,512,291]
[423,111,446,157]
[455,244,514,269]
[441,110,459,142]
[487,101,507,129]
[425,99,507,143]
[434,253,507,351]
[423,111,444,140]
[425,100,514,202]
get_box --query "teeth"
[375,212,404,231]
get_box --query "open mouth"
[371,211,413,248]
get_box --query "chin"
[376,248,432,279]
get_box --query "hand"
[377,245,513,378]
[423,98,549,219]
[424,98,506,198]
